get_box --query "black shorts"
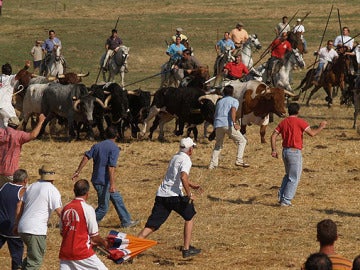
[33,60,41,68]
[145,196,196,231]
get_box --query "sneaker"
[235,161,250,167]
[208,165,217,170]
[182,246,201,258]
[121,220,139,228]
[280,202,292,207]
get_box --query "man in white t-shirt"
[334,27,353,51]
[275,16,291,37]
[138,138,203,258]
[313,40,338,84]
[293,18,307,53]
[15,164,62,270]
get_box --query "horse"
[299,52,351,107]
[41,45,66,76]
[260,48,305,91]
[214,34,262,76]
[101,45,129,87]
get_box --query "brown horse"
[298,52,351,107]
[287,32,304,54]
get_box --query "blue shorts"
[145,196,196,230]
[33,60,42,68]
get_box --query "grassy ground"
[1,1,360,269]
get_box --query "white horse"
[260,49,305,91]
[42,45,65,76]
[101,45,129,87]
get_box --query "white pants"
[209,126,247,168]
[60,254,108,270]
[0,106,17,128]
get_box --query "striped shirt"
[328,254,352,270]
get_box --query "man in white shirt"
[138,138,203,258]
[275,16,291,37]
[313,40,338,84]
[334,27,353,51]
[16,164,62,270]
[293,18,307,53]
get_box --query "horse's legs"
[306,85,321,106]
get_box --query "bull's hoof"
[175,131,183,136]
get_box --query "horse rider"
[265,32,292,84]
[334,27,354,52]
[166,36,186,65]
[41,30,62,71]
[275,16,291,37]
[223,53,249,80]
[103,29,123,71]
[172,27,188,43]
[230,22,249,49]
[215,32,235,55]
[173,49,201,83]
[292,18,307,53]
[312,40,338,85]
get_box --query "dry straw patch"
[1,0,360,269]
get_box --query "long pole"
[124,70,169,88]
[337,9,344,45]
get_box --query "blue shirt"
[216,38,235,53]
[42,37,62,53]
[166,43,186,61]
[213,96,239,128]
[85,140,120,185]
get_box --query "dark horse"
[295,50,351,107]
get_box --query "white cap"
[296,18,301,22]
[180,137,196,149]
[176,27,183,32]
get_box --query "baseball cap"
[180,137,196,149]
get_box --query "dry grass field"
[1,0,360,269]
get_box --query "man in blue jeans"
[72,127,138,228]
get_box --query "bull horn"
[76,72,90,77]
[284,90,296,97]
[104,95,112,108]
[31,74,38,78]
[57,74,65,78]
[47,76,57,81]
[73,99,81,112]
[127,90,136,95]
[95,98,107,109]
[103,91,111,95]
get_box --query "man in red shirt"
[59,179,109,269]
[266,32,292,84]
[0,114,45,188]
[270,103,327,207]
[223,54,249,80]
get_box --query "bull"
[38,83,106,140]
[209,80,296,143]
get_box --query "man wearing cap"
[223,53,249,80]
[103,29,123,71]
[16,164,62,270]
[172,27,188,43]
[72,126,138,228]
[293,18,307,53]
[59,179,108,270]
[209,85,249,169]
[230,22,249,49]
[0,169,28,270]
[0,113,46,189]
[138,137,203,258]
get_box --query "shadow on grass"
[315,208,360,217]
[207,195,256,205]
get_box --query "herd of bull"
[11,64,300,143]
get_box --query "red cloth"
[0,128,31,176]
[275,116,309,150]
[271,39,292,59]
[224,61,249,78]
[59,199,96,260]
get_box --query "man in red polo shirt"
[223,54,249,80]
[59,179,109,270]
[266,32,292,84]
[0,114,45,188]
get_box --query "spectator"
[138,137,203,258]
[230,22,249,49]
[16,164,62,270]
[315,219,352,269]
[352,255,360,270]
[265,32,292,84]
[293,18,307,53]
[275,16,291,37]
[312,40,338,85]
[271,103,327,206]
[209,85,249,169]
[0,169,28,270]
[223,53,249,80]
[59,179,108,270]
[0,113,45,188]
[103,29,123,71]
[304,253,332,270]
[172,27,188,43]
[72,126,138,228]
